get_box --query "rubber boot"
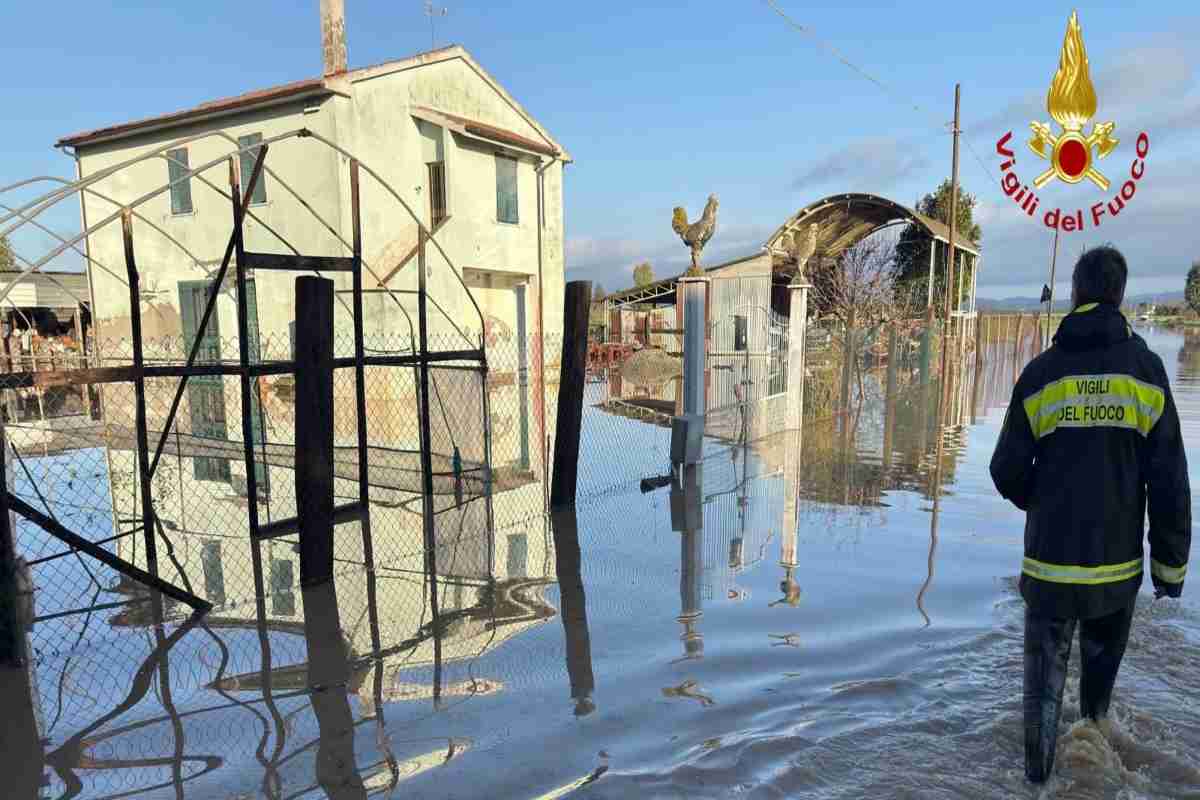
[1079,603,1135,721]
[1024,609,1076,783]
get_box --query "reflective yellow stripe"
[1151,559,1187,584]
[1073,303,1099,314]
[1022,556,1143,585]
[1023,374,1164,439]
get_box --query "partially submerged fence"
[0,132,509,674]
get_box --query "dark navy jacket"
[990,302,1191,618]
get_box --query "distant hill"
[977,290,1185,312]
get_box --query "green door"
[179,280,231,481]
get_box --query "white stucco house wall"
[56,42,569,353]
[52,37,570,591]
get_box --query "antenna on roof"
[424,1,449,50]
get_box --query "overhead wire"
[762,0,999,187]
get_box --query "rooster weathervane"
[672,194,719,277]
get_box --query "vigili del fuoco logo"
[996,10,1149,233]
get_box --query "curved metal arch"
[765,192,980,260]
[1,128,477,345]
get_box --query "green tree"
[1185,260,1200,316]
[892,179,983,312]
[633,262,654,287]
[0,234,14,271]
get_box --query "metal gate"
[705,275,788,442]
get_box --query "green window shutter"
[201,540,226,606]
[506,533,528,578]
[166,148,193,214]
[237,133,267,205]
[178,280,230,482]
[496,155,518,224]
[270,559,295,616]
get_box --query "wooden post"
[551,508,595,716]
[971,312,984,425]
[551,281,592,509]
[882,323,898,471]
[0,429,43,794]
[301,581,368,798]
[295,276,335,586]
[1,414,26,664]
[840,322,854,420]
[1012,313,1023,385]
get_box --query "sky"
[2,1,1198,300]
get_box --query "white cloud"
[793,136,930,192]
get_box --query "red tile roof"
[56,77,331,148]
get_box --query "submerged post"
[672,276,708,467]
[971,313,984,425]
[882,323,898,472]
[551,507,595,716]
[551,280,592,509]
[0,415,26,665]
[295,276,335,586]
[786,276,812,431]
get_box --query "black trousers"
[1023,602,1136,783]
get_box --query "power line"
[762,0,997,186]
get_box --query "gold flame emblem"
[1028,10,1118,190]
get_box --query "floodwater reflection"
[8,327,1199,798]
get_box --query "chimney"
[320,0,347,76]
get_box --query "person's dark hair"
[1072,245,1127,307]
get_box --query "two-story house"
[52,7,569,611]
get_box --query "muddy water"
[6,324,1200,799]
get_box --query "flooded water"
[4,324,1200,799]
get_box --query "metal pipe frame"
[2,129,491,633]
[350,159,384,662]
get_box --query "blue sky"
[3,1,1198,299]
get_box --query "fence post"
[295,276,335,586]
[551,507,595,716]
[301,581,368,796]
[672,464,704,659]
[0,415,23,665]
[1012,313,1024,385]
[786,277,812,431]
[672,277,708,467]
[882,323,898,471]
[551,281,592,509]
[971,313,984,425]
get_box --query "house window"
[166,148,193,215]
[237,133,267,205]
[428,161,447,227]
[506,533,528,578]
[495,155,518,224]
[201,540,226,607]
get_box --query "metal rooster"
[672,194,719,277]
[781,223,818,283]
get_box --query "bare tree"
[808,236,913,330]
[808,236,914,435]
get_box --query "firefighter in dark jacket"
[990,245,1191,784]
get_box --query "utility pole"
[1045,227,1060,349]
[935,84,962,450]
